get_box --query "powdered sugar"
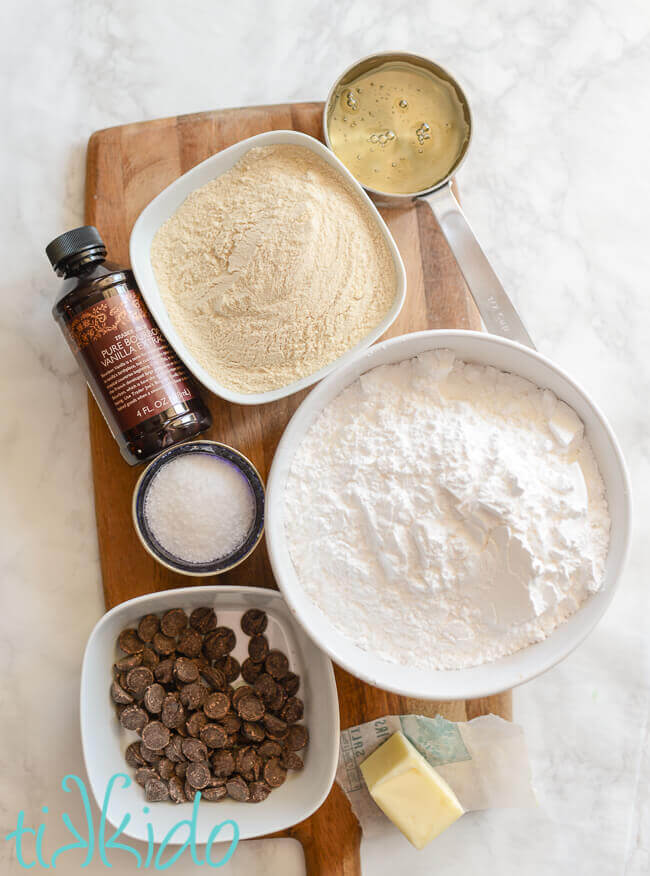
[283,351,611,670]
[144,454,255,564]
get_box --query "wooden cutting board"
[85,101,512,875]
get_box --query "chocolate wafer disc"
[142,721,171,751]
[177,628,203,658]
[186,761,211,790]
[137,614,160,643]
[202,785,228,802]
[143,683,165,714]
[145,778,169,802]
[119,705,148,732]
[168,775,186,804]
[190,607,218,634]
[241,609,268,636]
[226,775,250,802]
[118,628,144,655]
[249,781,271,803]
[263,758,287,788]
[181,737,208,763]
[161,608,188,638]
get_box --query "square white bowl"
[80,586,339,844]
[129,129,407,405]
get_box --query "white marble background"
[1,0,649,873]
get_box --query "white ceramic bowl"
[129,130,407,406]
[81,586,339,844]
[266,330,631,700]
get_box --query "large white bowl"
[266,330,631,700]
[81,586,339,844]
[129,130,406,406]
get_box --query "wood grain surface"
[85,101,512,875]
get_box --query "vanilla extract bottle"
[48,226,211,465]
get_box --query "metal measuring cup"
[323,51,535,349]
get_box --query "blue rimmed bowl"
[132,440,265,576]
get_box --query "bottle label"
[68,287,197,431]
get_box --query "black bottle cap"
[46,225,106,271]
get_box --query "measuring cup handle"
[423,184,536,349]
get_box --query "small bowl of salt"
[132,440,265,576]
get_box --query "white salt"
[144,454,256,564]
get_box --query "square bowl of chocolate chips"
[80,586,339,844]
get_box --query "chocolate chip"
[232,685,254,708]
[253,673,277,704]
[236,747,262,781]
[173,657,199,684]
[199,665,227,691]
[281,751,304,771]
[241,722,265,744]
[190,607,218,634]
[139,743,162,765]
[280,697,304,724]
[249,781,271,803]
[263,758,287,788]
[263,713,288,739]
[160,608,188,638]
[152,632,176,656]
[181,737,208,763]
[237,694,265,722]
[161,694,186,729]
[119,705,148,732]
[145,778,169,802]
[158,758,175,780]
[267,684,287,713]
[241,658,264,684]
[154,658,174,684]
[135,767,160,787]
[200,724,227,749]
[204,692,230,721]
[186,712,208,738]
[143,683,166,714]
[248,635,269,664]
[175,762,187,779]
[184,781,196,802]
[180,682,206,711]
[285,724,309,751]
[222,713,241,735]
[177,628,203,658]
[115,653,143,672]
[186,761,211,790]
[110,680,133,705]
[202,785,227,802]
[118,629,144,655]
[211,750,235,778]
[225,775,250,802]
[258,740,283,760]
[164,735,185,763]
[125,742,146,768]
[281,672,300,697]
[215,656,240,683]
[265,650,289,680]
[168,775,186,803]
[204,627,236,660]
[141,648,160,669]
[126,667,154,697]
[241,609,268,636]
[142,721,171,751]
[137,614,160,643]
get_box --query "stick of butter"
[359,731,464,849]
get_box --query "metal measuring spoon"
[324,51,535,350]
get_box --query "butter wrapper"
[336,713,536,836]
